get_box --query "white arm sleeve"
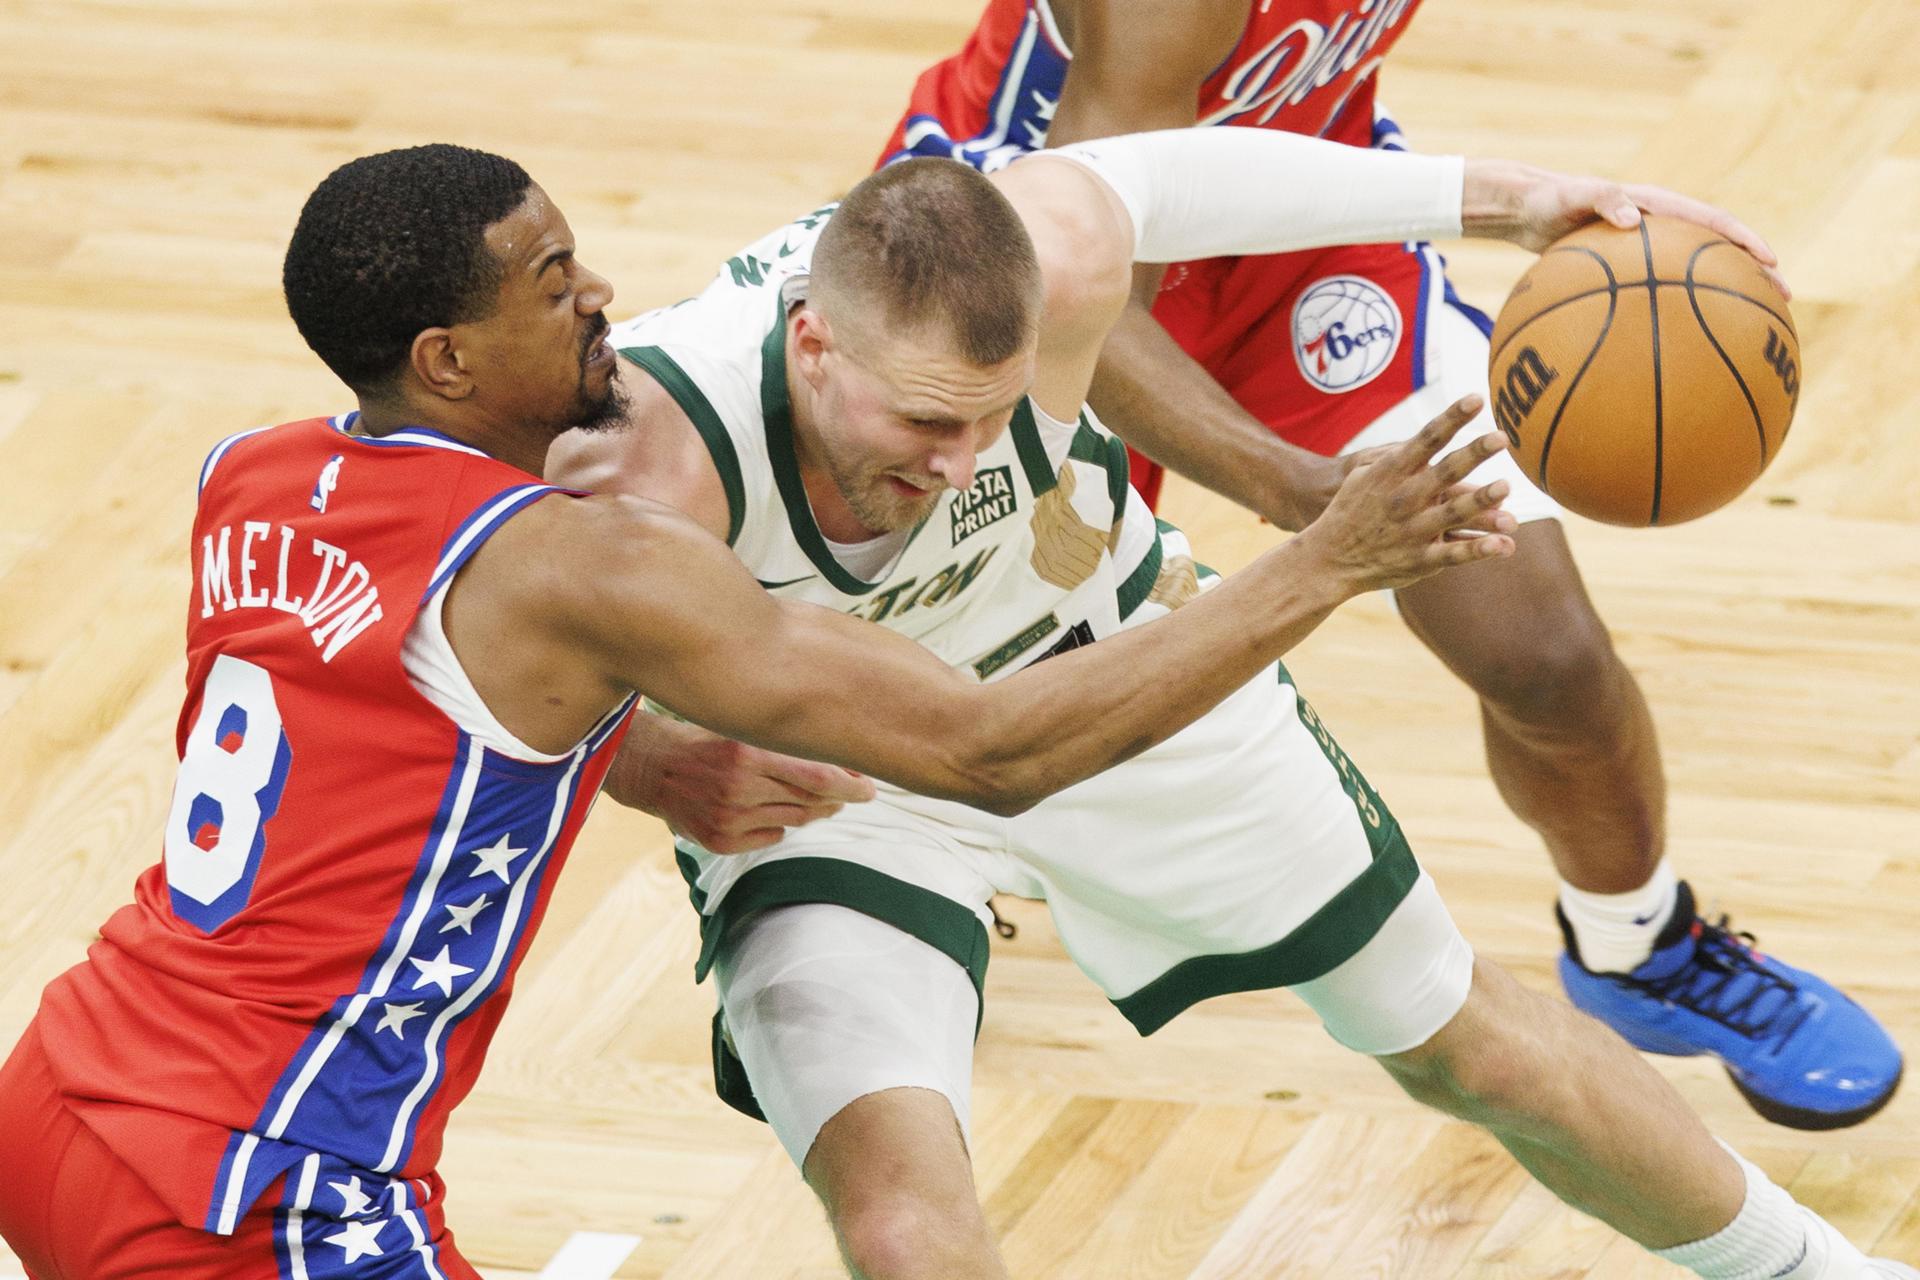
[1041,128,1464,264]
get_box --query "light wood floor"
[2,0,1917,1276]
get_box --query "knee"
[835,1191,991,1280]
[1377,960,1553,1126]
[837,1195,935,1279]
[1466,612,1623,727]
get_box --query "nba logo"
[1291,276,1402,394]
[311,454,343,513]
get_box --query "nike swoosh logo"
[757,574,816,590]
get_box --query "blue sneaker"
[1558,881,1904,1130]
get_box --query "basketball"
[1487,214,1800,526]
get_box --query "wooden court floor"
[1,0,1916,1275]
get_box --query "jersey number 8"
[162,654,293,931]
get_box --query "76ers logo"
[1292,275,1402,394]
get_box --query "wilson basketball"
[1487,214,1800,526]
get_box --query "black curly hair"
[283,144,533,392]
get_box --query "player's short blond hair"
[813,158,1042,367]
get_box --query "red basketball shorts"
[0,1022,481,1280]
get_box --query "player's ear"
[409,327,475,401]
[790,307,831,391]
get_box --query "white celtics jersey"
[609,205,1197,680]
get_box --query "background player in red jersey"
[0,143,1518,1280]
[878,0,1902,1131]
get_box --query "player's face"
[807,317,1033,534]
[462,188,625,437]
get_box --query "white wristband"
[1040,128,1464,263]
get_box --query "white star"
[323,1217,386,1264]
[375,1001,427,1040]
[408,945,475,998]
[439,894,492,935]
[467,833,528,884]
[328,1174,376,1217]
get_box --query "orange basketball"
[1487,214,1800,526]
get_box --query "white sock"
[1656,1145,1866,1280]
[1558,858,1679,973]
[1779,1208,1873,1279]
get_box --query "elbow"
[1039,234,1132,337]
[972,781,1041,820]
[929,715,1046,818]
[1029,192,1135,335]
[949,739,1050,818]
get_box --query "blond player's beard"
[848,471,942,534]
[819,438,943,535]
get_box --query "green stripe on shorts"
[1110,671,1421,1036]
[685,853,994,1123]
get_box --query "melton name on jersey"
[609,205,1200,685]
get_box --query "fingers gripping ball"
[1487,214,1799,526]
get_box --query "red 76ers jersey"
[32,414,633,1234]
[879,0,1425,171]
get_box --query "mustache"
[579,313,610,359]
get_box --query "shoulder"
[467,490,723,621]
[547,359,736,544]
[197,416,333,494]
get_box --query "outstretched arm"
[504,399,1512,816]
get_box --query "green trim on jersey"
[1103,438,1130,514]
[1110,666,1421,1036]
[757,299,933,596]
[1065,416,1106,465]
[620,346,746,546]
[681,850,993,1123]
[1156,519,1218,586]
[1066,414,1131,515]
[1115,531,1163,621]
[1008,399,1056,496]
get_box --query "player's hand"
[1289,395,1518,595]
[1461,158,1791,300]
[606,715,876,854]
[1263,446,1390,532]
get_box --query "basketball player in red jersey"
[878,0,1903,1130]
[0,144,1522,1280]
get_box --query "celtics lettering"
[850,547,999,624]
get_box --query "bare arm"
[473,399,1514,817]
[1043,0,1353,527]
[1094,302,1349,528]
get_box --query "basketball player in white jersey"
[552,133,1912,1279]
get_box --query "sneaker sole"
[1728,1061,1903,1131]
